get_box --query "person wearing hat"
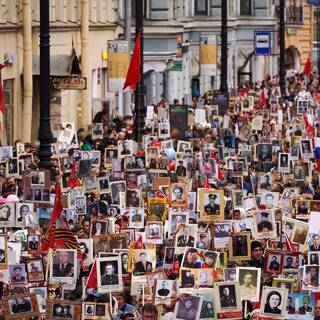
[176,297,197,320]
[204,194,220,215]
[257,211,273,232]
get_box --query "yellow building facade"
[285,0,314,71]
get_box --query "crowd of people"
[0,72,320,319]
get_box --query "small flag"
[239,87,249,98]
[134,235,144,249]
[0,64,7,114]
[123,31,141,91]
[260,88,266,106]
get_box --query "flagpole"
[134,0,145,143]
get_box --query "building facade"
[0,0,314,145]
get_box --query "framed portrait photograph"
[231,189,247,208]
[75,196,86,216]
[256,143,272,162]
[228,232,251,261]
[145,269,165,294]
[282,253,299,270]
[93,234,127,254]
[132,248,156,276]
[308,251,320,265]
[174,295,203,320]
[213,221,232,249]
[97,177,109,194]
[242,195,257,212]
[260,286,288,318]
[290,145,300,160]
[50,249,77,284]
[253,210,277,239]
[302,265,320,290]
[286,293,315,319]
[82,302,111,319]
[110,181,126,205]
[296,99,309,114]
[168,211,189,237]
[78,159,92,177]
[145,221,163,244]
[9,263,27,285]
[300,139,314,159]
[2,294,39,319]
[0,234,7,269]
[278,153,290,173]
[90,219,109,237]
[7,158,19,177]
[264,251,282,274]
[214,281,242,319]
[96,256,123,293]
[174,224,198,254]
[129,207,144,229]
[0,203,15,228]
[28,286,47,314]
[25,258,45,283]
[163,247,175,270]
[154,279,174,305]
[46,299,81,320]
[261,191,280,208]
[177,140,192,154]
[126,188,142,208]
[169,183,187,207]
[77,238,94,270]
[91,123,103,140]
[199,189,224,222]
[118,140,133,158]
[15,203,34,228]
[236,267,261,301]
[147,197,167,221]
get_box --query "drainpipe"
[22,0,33,142]
[80,0,90,127]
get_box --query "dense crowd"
[0,72,320,319]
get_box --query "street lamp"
[279,0,286,98]
[134,0,146,143]
[38,0,52,169]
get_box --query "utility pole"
[220,0,228,94]
[124,0,132,116]
[134,0,145,142]
[38,0,52,169]
[279,0,286,98]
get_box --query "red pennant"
[260,88,266,106]
[86,260,97,291]
[123,32,141,91]
[303,56,312,76]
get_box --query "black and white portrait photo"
[9,296,32,314]
[118,140,133,157]
[9,263,27,284]
[52,303,74,318]
[126,189,141,207]
[260,286,288,317]
[278,153,290,172]
[256,144,272,162]
[129,208,144,228]
[300,139,313,159]
[229,232,250,261]
[75,196,86,215]
[97,256,123,293]
[174,295,202,320]
[110,181,126,205]
[237,267,261,301]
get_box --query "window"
[240,0,252,16]
[195,0,207,15]
[4,80,13,145]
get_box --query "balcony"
[276,6,304,24]
[286,6,303,24]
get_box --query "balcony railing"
[275,6,303,24]
[286,6,303,24]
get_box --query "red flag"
[86,260,97,291]
[303,56,312,76]
[260,88,266,106]
[0,64,7,113]
[203,176,210,188]
[239,87,249,98]
[123,32,141,91]
[41,184,63,252]
[67,163,82,188]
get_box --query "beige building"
[285,0,314,72]
[0,0,123,144]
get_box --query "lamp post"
[220,0,228,94]
[134,0,145,142]
[38,0,52,169]
[279,0,286,98]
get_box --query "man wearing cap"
[177,297,197,320]
[257,212,273,232]
[204,194,220,215]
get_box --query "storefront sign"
[51,76,87,90]
[200,35,217,76]
[254,32,271,55]
[170,60,182,72]
[107,40,129,92]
